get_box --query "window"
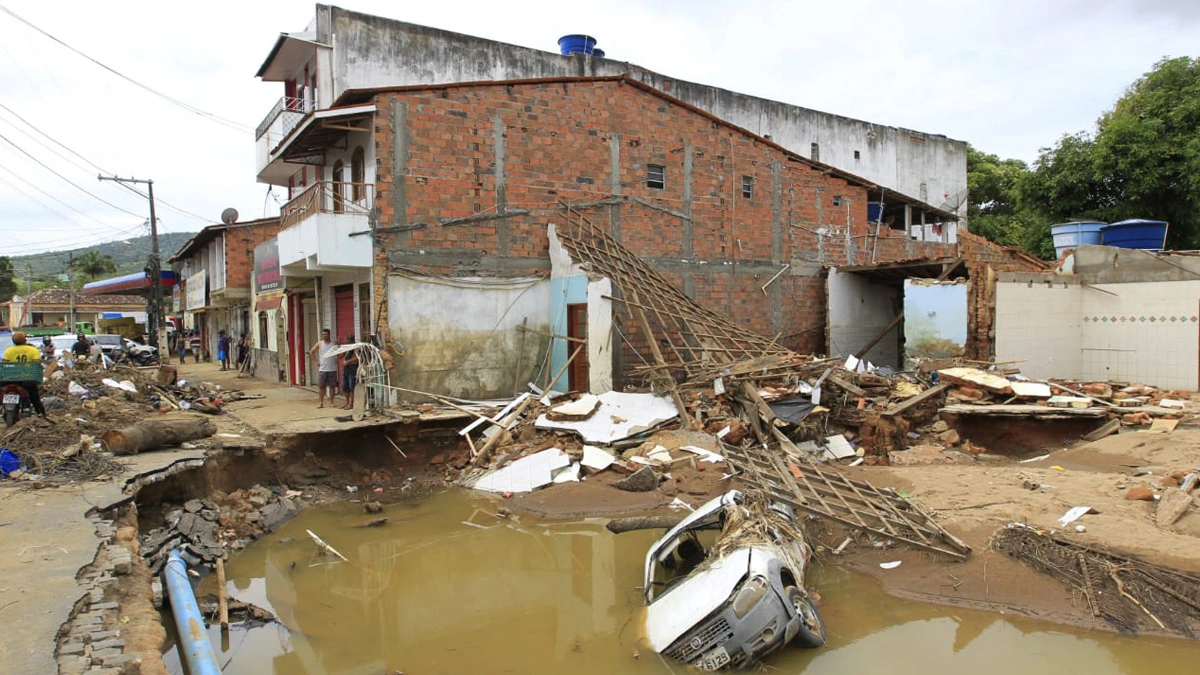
[351,147,365,201]
[258,312,269,349]
[741,175,753,199]
[646,164,665,190]
[854,150,861,160]
[810,143,820,162]
[331,160,345,213]
[358,283,371,340]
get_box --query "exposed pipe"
[163,549,221,675]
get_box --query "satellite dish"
[220,208,239,224]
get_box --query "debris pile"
[140,486,301,575]
[995,523,1200,637]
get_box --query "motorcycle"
[0,362,45,427]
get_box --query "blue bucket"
[557,34,597,55]
[0,448,19,476]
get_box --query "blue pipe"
[163,549,221,675]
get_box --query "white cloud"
[0,0,1195,257]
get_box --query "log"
[216,557,229,630]
[101,417,217,455]
[606,515,684,534]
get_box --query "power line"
[0,4,251,134]
[0,101,211,222]
[0,222,148,255]
[0,163,140,234]
[0,130,145,218]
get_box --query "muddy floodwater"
[173,490,1198,674]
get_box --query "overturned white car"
[643,490,825,670]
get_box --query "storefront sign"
[186,270,207,310]
[254,239,283,294]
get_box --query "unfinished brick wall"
[367,78,958,383]
[222,219,283,289]
[958,230,1048,359]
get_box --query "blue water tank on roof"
[1101,219,1169,251]
[558,34,597,55]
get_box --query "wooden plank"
[828,372,867,397]
[940,404,1106,418]
[882,382,949,417]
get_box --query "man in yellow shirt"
[2,332,48,418]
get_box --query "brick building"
[340,76,966,397]
[169,217,282,360]
[252,14,1041,396]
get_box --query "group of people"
[309,329,360,410]
[176,329,249,370]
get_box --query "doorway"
[566,303,590,392]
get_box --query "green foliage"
[0,256,16,302]
[1026,57,1200,249]
[9,232,196,285]
[71,250,118,281]
[966,146,1055,259]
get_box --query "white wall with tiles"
[1079,281,1200,390]
[996,279,1200,390]
[995,281,1083,380]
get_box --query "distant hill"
[9,232,198,281]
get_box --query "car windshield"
[645,500,732,603]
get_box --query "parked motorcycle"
[0,381,33,427]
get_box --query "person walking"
[189,331,202,363]
[177,330,188,363]
[237,333,249,370]
[340,334,359,410]
[216,330,231,371]
[308,329,337,408]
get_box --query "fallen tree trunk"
[101,417,217,455]
[605,515,683,535]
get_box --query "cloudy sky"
[0,0,1196,259]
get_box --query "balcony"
[255,98,376,185]
[277,182,374,274]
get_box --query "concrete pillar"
[609,134,622,240]
[682,144,695,298]
[493,115,509,256]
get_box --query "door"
[566,303,590,393]
[334,285,355,345]
[303,298,318,385]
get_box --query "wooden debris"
[101,417,217,455]
[306,529,348,562]
[1083,418,1121,442]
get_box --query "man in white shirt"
[308,329,338,408]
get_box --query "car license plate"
[3,394,19,405]
[697,645,731,671]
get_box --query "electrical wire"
[0,101,211,222]
[0,4,252,134]
[0,165,142,234]
[0,131,145,217]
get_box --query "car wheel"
[785,586,826,648]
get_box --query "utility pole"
[98,175,162,349]
[67,251,76,332]
[25,263,32,295]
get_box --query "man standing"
[308,328,337,408]
[340,334,359,410]
[177,330,188,363]
[71,335,91,364]
[216,330,231,371]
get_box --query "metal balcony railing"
[280,181,375,230]
[255,96,314,142]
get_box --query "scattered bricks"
[111,555,133,576]
[938,429,961,446]
[88,589,104,604]
[950,387,985,402]
[59,641,86,656]
[90,602,120,611]
[57,655,91,673]
[84,669,122,675]
[1125,486,1155,501]
[92,638,125,651]
[90,648,122,660]
[98,652,140,670]
[150,579,164,609]
[88,630,121,642]
[1121,412,1152,426]
[1081,382,1113,398]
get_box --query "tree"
[71,250,117,282]
[0,256,15,302]
[1025,57,1200,249]
[966,146,1054,258]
